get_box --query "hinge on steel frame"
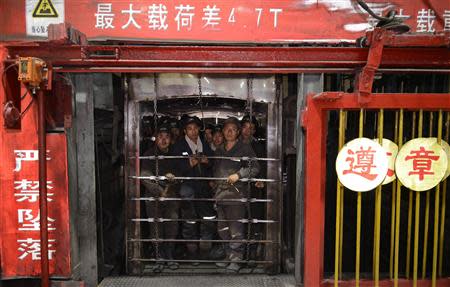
[355,28,386,105]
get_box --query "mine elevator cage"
[124,74,283,275]
[1,25,449,287]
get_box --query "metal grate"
[99,275,296,287]
[124,75,283,275]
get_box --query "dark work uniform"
[141,146,179,260]
[213,140,260,260]
[172,137,216,243]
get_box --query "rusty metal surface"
[366,30,450,47]
[47,23,88,45]
[3,44,450,72]
[99,275,296,287]
[356,28,386,103]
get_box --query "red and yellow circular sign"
[336,138,388,192]
[395,138,448,192]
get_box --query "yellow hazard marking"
[33,0,58,18]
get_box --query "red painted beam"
[3,45,450,70]
[366,31,450,48]
[312,92,450,110]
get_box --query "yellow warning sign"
[33,0,58,18]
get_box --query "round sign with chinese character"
[395,138,448,192]
[432,138,450,180]
[336,138,389,192]
[376,138,398,185]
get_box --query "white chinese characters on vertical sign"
[14,150,51,172]
[26,0,65,37]
[14,180,54,202]
[13,149,57,261]
[336,138,389,192]
[395,138,448,192]
[18,238,56,261]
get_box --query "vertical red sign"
[0,69,71,278]
[0,134,70,277]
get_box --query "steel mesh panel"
[99,275,296,287]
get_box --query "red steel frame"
[302,92,450,287]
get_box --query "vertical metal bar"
[374,109,383,286]
[266,80,283,273]
[124,76,130,274]
[413,110,424,287]
[394,109,404,287]
[438,112,450,277]
[152,74,160,261]
[303,93,327,287]
[338,111,347,278]
[406,112,417,279]
[134,101,142,272]
[334,110,345,286]
[390,111,399,279]
[356,108,364,287]
[431,110,443,286]
[296,74,323,285]
[125,75,141,274]
[422,112,434,278]
[245,76,254,267]
[38,89,49,287]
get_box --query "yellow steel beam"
[390,111,399,279]
[334,109,346,287]
[339,111,347,278]
[438,112,450,277]
[356,109,364,287]
[394,109,404,287]
[413,110,424,287]
[374,109,384,286]
[422,112,434,278]
[431,110,443,287]
[406,111,416,279]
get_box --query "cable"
[152,72,161,261]
[197,74,205,131]
[20,97,34,118]
[21,89,29,100]
[356,0,410,33]
[54,73,74,88]
[1,63,18,95]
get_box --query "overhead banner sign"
[14,0,450,42]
